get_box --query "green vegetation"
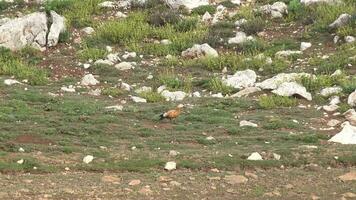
[259,95,298,109]
[208,77,234,95]
[191,5,216,15]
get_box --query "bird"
[159,104,184,121]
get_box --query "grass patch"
[158,69,192,92]
[139,91,165,102]
[208,77,234,95]
[79,47,107,61]
[101,87,124,97]
[259,95,298,109]
[191,5,216,15]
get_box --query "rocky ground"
[0,0,355,199]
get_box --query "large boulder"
[272,82,312,101]
[181,43,218,58]
[329,122,356,144]
[222,69,257,89]
[344,109,356,126]
[256,73,310,90]
[164,0,209,10]
[348,90,356,107]
[0,11,65,51]
[259,2,288,18]
[329,13,352,29]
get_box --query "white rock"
[211,93,224,98]
[259,2,287,18]
[300,42,312,51]
[222,69,256,89]
[47,11,66,47]
[247,152,263,160]
[83,155,94,164]
[0,12,47,50]
[106,46,113,52]
[331,69,342,77]
[81,27,95,35]
[329,13,351,29]
[256,73,310,90]
[4,79,21,86]
[157,85,167,94]
[164,161,176,171]
[212,5,226,24]
[61,86,76,93]
[161,90,187,101]
[320,87,342,97]
[107,53,121,63]
[329,96,340,105]
[131,96,147,103]
[202,12,212,23]
[301,0,341,5]
[165,0,209,9]
[193,91,201,97]
[323,104,339,112]
[334,35,340,44]
[181,43,218,58]
[105,105,123,111]
[88,88,101,96]
[94,59,114,66]
[99,1,116,8]
[230,87,261,98]
[115,62,135,71]
[275,50,302,58]
[169,150,179,156]
[344,109,356,125]
[234,18,247,27]
[122,52,137,59]
[83,63,91,69]
[329,122,356,144]
[206,136,215,140]
[231,0,241,5]
[121,82,131,91]
[240,120,258,127]
[0,17,10,26]
[81,74,99,86]
[115,11,127,18]
[327,119,341,127]
[160,39,172,45]
[272,82,312,101]
[273,153,281,160]
[17,159,24,164]
[228,31,254,44]
[18,147,25,152]
[345,36,355,43]
[348,90,356,107]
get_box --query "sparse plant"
[191,5,216,15]
[240,17,265,35]
[139,91,165,102]
[259,95,298,109]
[101,87,124,97]
[208,77,234,95]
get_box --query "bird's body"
[160,104,184,121]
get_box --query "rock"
[224,175,248,184]
[83,63,91,69]
[4,79,21,86]
[234,18,247,27]
[256,73,309,90]
[231,0,241,5]
[107,53,121,63]
[206,136,215,140]
[101,175,121,184]
[81,27,95,35]
[81,74,99,86]
[247,152,263,160]
[192,91,201,97]
[259,2,288,18]
[272,82,312,101]
[170,181,181,186]
[169,150,179,156]
[61,85,76,93]
[115,11,127,18]
[339,171,356,181]
[18,147,25,152]
[99,1,116,8]
[323,104,339,112]
[0,18,10,26]
[94,59,114,66]
[181,43,218,58]
[300,42,312,51]
[228,31,254,44]
[327,119,340,127]
[348,90,356,107]
[161,90,186,101]
[17,159,24,164]
[211,93,224,98]
[47,11,66,47]
[329,96,340,105]
[165,0,209,10]
[222,69,257,89]
[83,155,94,164]
[273,153,281,160]
[345,36,355,43]
[320,86,342,97]
[343,193,356,198]
[128,179,141,186]
[211,5,226,24]
[202,12,212,23]
[230,87,261,98]
[329,122,356,144]
[88,88,101,96]
[164,161,176,171]
[329,13,351,29]
[131,96,147,103]
[115,62,135,71]
[275,50,302,58]
[121,82,131,91]
[0,12,47,50]
[344,109,356,125]
[240,120,258,127]
[161,39,172,45]
[105,105,123,111]
[122,52,137,59]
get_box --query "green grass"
[298,75,342,94]
[101,87,124,97]
[139,91,165,102]
[79,47,107,61]
[0,47,47,85]
[259,95,298,109]
[208,77,234,95]
[158,69,192,92]
[240,17,266,35]
[191,5,216,15]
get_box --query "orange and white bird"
[159,104,184,121]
